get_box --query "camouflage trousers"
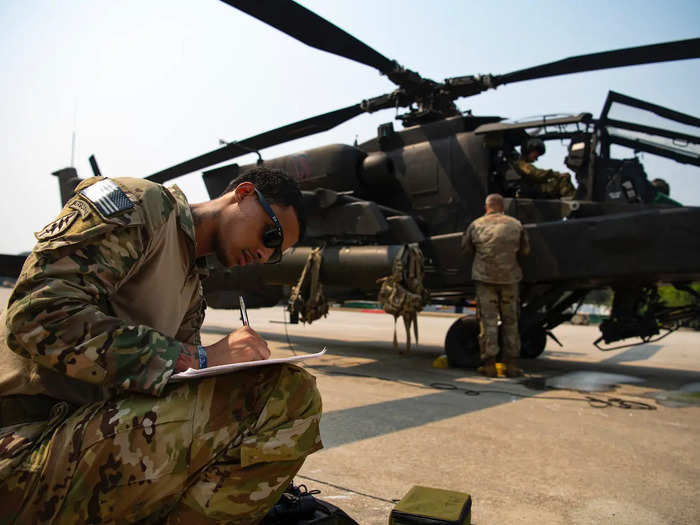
[475,282,521,362]
[0,364,322,524]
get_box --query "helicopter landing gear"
[445,317,549,368]
[444,316,481,368]
[520,327,547,358]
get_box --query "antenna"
[71,132,76,167]
[88,155,102,177]
[70,100,78,167]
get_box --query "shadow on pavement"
[203,323,446,357]
[201,324,697,449]
[319,390,508,449]
[202,320,700,390]
[601,344,664,363]
[525,355,700,391]
[203,323,700,391]
[207,327,538,448]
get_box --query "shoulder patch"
[69,199,92,219]
[36,211,79,240]
[80,179,134,217]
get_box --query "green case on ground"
[389,485,472,525]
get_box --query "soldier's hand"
[206,326,271,366]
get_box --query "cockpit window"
[600,91,700,166]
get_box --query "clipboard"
[170,347,327,382]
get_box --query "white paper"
[169,347,327,382]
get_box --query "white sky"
[1,0,698,254]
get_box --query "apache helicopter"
[6,0,700,367]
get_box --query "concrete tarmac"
[2,281,697,523]
[203,306,700,524]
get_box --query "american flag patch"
[80,179,134,217]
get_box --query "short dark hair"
[651,178,670,196]
[485,193,505,211]
[224,167,306,239]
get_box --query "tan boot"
[503,359,523,378]
[477,359,497,378]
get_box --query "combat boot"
[477,359,497,378]
[503,358,523,378]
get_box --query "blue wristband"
[197,345,207,369]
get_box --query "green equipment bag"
[389,486,472,525]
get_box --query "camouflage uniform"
[514,158,576,199]
[0,177,322,523]
[461,211,530,362]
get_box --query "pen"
[239,295,250,327]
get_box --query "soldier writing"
[514,138,576,199]
[0,168,323,523]
[461,193,530,378]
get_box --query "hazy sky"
[1,0,698,254]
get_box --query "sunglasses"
[254,188,284,264]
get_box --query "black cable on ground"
[296,475,397,504]
[292,370,655,509]
[301,365,656,410]
[428,382,657,410]
[278,309,657,411]
[283,315,655,509]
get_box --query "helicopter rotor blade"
[220,0,398,77]
[494,38,700,87]
[145,103,364,183]
[445,38,700,99]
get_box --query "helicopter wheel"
[520,327,547,359]
[444,315,482,368]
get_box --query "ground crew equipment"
[389,485,472,524]
[377,244,430,353]
[288,247,329,324]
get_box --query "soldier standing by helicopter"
[462,194,530,378]
[514,138,576,199]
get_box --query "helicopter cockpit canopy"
[475,113,594,143]
[476,113,594,198]
[591,92,699,203]
[475,91,700,202]
[597,91,700,167]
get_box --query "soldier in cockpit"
[514,138,576,199]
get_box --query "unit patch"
[80,179,134,217]
[35,211,79,240]
[69,199,92,219]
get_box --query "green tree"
[658,282,700,330]
[658,283,700,307]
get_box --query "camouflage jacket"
[0,177,206,406]
[461,211,530,284]
[513,158,566,184]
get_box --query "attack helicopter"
[7,0,700,366]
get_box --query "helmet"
[525,138,546,156]
[651,178,670,196]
